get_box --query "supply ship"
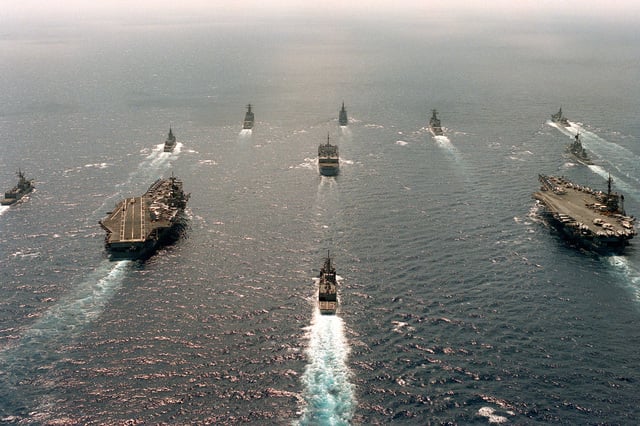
[318,252,337,315]
[1,170,34,206]
[339,102,348,126]
[318,134,339,176]
[243,104,254,130]
[429,109,443,136]
[567,133,593,165]
[163,127,177,152]
[99,174,190,259]
[533,174,635,252]
[551,107,570,127]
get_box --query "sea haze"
[1,8,640,424]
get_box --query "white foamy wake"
[297,308,355,425]
[239,129,252,138]
[0,205,9,216]
[607,256,640,304]
[10,260,130,350]
[0,260,130,415]
[549,121,640,200]
[92,142,182,217]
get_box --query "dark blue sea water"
[1,10,640,424]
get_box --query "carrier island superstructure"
[99,175,190,259]
[533,174,635,251]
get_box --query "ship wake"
[0,205,9,216]
[550,121,640,200]
[92,143,181,218]
[0,260,130,417]
[296,308,355,425]
[239,129,252,138]
[607,256,640,305]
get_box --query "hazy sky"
[4,0,640,24]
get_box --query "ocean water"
[1,11,640,424]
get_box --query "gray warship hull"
[243,104,254,129]
[429,109,443,136]
[1,171,34,206]
[318,253,338,315]
[339,102,348,126]
[163,127,177,152]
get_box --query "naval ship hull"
[243,104,254,130]
[318,162,339,176]
[318,135,340,177]
[100,176,189,260]
[318,253,338,315]
[1,171,34,206]
[533,175,635,253]
[339,102,348,126]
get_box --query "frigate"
[551,107,570,127]
[243,104,254,130]
[318,251,337,315]
[429,109,443,136]
[339,102,348,126]
[567,133,593,165]
[1,170,34,206]
[163,127,176,152]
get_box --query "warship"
[318,251,337,315]
[318,134,339,176]
[163,127,177,152]
[429,109,443,136]
[551,107,570,127]
[1,170,34,206]
[243,104,254,130]
[339,102,348,126]
[567,133,593,165]
[99,174,190,259]
[533,174,635,252]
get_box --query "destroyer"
[533,174,635,252]
[567,133,593,165]
[429,109,443,136]
[339,102,348,126]
[163,127,177,152]
[551,107,570,127]
[318,251,337,315]
[243,104,254,130]
[99,174,190,259]
[1,170,34,206]
[318,134,339,176]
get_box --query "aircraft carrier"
[533,174,636,252]
[99,175,190,259]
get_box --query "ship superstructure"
[163,127,177,152]
[429,109,443,136]
[551,107,570,127]
[318,252,337,315]
[339,102,348,126]
[567,133,593,165]
[533,174,635,251]
[318,134,339,176]
[1,170,34,206]
[243,104,254,130]
[99,175,190,259]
